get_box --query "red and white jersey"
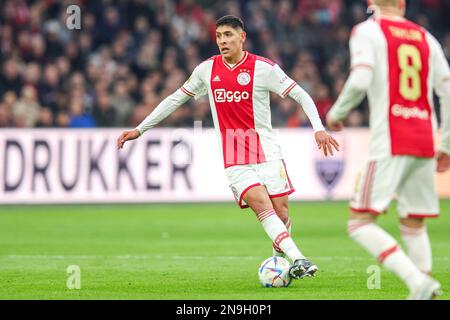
[350,17,450,159]
[181,51,299,168]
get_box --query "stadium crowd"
[0,0,449,129]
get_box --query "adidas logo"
[212,75,221,82]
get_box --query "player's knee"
[347,213,375,237]
[249,198,272,214]
[400,217,425,228]
[349,211,375,221]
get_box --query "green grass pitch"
[0,201,449,300]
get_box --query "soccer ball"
[258,256,292,288]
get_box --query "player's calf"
[270,195,290,257]
[400,218,432,274]
[272,217,291,257]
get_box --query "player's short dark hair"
[216,15,244,30]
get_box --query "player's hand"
[326,114,344,132]
[315,130,340,157]
[436,151,450,173]
[117,129,141,149]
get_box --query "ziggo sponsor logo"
[391,104,429,120]
[214,89,250,103]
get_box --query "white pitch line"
[2,255,448,261]
[1,255,261,260]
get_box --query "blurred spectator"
[30,35,47,65]
[442,33,450,62]
[36,107,54,127]
[93,92,117,127]
[0,59,22,96]
[287,108,309,128]
[345,109,364,127]
[192,98,213,127]
[96,6,123,46]
[43,20,64,58]
[0,91,17,127]
[39,64,61,112]
[55,111,70,127]
[134,31,161,75]
[312,83,333,122]
[2,91,18,110]
[129,92,160,127]
[22,62,41,87]
[272,97,302,128]
[0,102,12,127]
[68,99,96,128]
[110,80,135,127]
[11,85,41,127]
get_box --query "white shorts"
[225,159,295,209]
[350,156,439,219]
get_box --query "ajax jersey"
[181,51,297,168]
[350,17,450,159]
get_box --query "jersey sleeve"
[180,64,208,100]
[327,23,375,122]
[428,33,450,154]
[428,34,450,93]
[349,24,375,70]
[135,89,191,135]
[267,64,297,98]
[287,85,325,132]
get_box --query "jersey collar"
[374,15,406,23]
[222,51,248,71]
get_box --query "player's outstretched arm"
[429,34,450,172]
[116,87,193,150]
[436,85,450,173]
[327,23,374,131]
[315,130,340,157]
[117,129,140,149]
[116,63,207,150]
[326,67,372,131]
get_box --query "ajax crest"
[237,72,251,85]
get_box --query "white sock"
[258,209,304,261]
[348,219,426,291]
[400,225,432,274]
[273,217,291,257]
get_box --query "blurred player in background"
[327,0,450,299]
[118,15,339,280]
